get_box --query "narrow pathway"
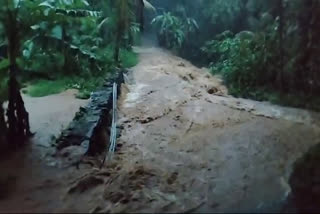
[112,44,320,212]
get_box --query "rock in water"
[288,143,320,213]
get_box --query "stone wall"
[55,68,125,156]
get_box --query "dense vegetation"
[0,0,149,148]
[151,0,320,110]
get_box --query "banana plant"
[151,11,198,50]
[151,12,184,49]
[38,0,102,17]
[23,0,107,75]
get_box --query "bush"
[203,29,320,111]
[202,28,279,97]
[120,49,138,68]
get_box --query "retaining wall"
[55,68,125,156]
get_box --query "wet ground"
[24,89,89,148]
[0,90,89,213]
[0,42,320,213]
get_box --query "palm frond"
[38,2,102,18]
[97,17,110,30]
[55,9,102,18]
[143,0,156,12]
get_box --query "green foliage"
[203,27,281,97]
[120,49,138,68]
[0,58,9,102]
[151,12,198,50]
[204,30,275,90]
[201,0,244,27]
[0,59,9,71]
[0,78,8,103]
[151,12,184,48]
[103,46,138,68]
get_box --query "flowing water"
[0,42,319,213]
[114,42,320,212]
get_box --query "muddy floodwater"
[0,42,319,213]
[115,43,320,212]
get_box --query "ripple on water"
[124,84,149,108]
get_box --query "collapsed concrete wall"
[55,68,125,156]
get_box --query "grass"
[24,79,68,97]
[103,46,139,68]
[24,75,104,99]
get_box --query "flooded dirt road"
[113,44,320,212]
[1,43,320,213]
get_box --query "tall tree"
[1,0,32,145]
[277,0,284,91]
[136,0,144,32]
[303,0,320,95]
[114,0,131,63]
[0,104,7,146]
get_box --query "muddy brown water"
[0,90,89,213]
[0,43,319,213]
[115,45,320,212]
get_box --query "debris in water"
[68,176,104,194]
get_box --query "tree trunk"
[308,0,320,95]
[114,32,121,63]
[7,64,32,145]
[136,0,145,32]
[6,11,32,146]
[276,0,284,91]
[114,22,123,64]
[0,104,7,146]
[296,0,313,93]
[128,31,134,47]
[61,25,70,74]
